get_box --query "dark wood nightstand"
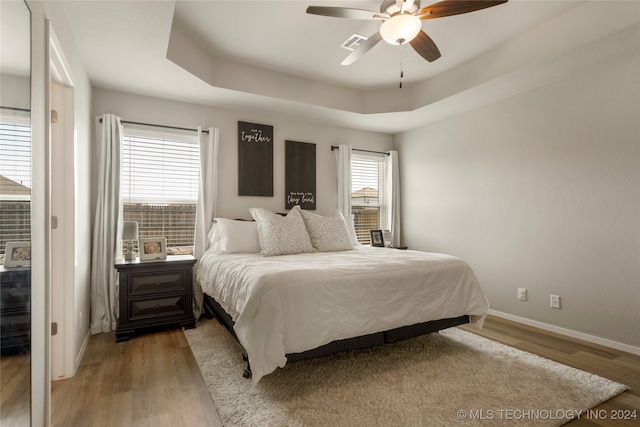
[0,266,31,355]
[115,255,196,342]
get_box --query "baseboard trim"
[75,329,91,372]
[488,309,640,356]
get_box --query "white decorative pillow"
[210,218,261,254]
[207,223,221,252]
[249,206,314,256]
[343,213,361,247]
[299,209,354,252]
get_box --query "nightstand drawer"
[1,313,31,338]
[1,286,30,312]
[0,267,31,353]
[128,271,185,296]
[128,295,187,322]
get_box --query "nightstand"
[115,255,196,342]
[0,266,31,355]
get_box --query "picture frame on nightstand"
[3,242,31,267]
[370,230,384,247]
[139,237,167,260]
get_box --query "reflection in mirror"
[0,0,31,425]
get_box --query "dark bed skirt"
[203,294,469,364]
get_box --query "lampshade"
[380,14,422,45]
[122,221,138,240]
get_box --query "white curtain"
[90,114,123,334]
[193,126,219,318]
[384,150,401,247]
[335,144,352,216]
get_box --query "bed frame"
[203,294,470,379]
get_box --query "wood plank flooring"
[459,316,640,427]
[46,315,638,426]
[50,326,222,427]
[1,352,30,426]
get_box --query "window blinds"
[121,127,199,251]
[351,157,381,206]
[0,117,31,256]
[351,153,385,243]
[122,130,199,203]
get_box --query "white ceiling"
[171,0,571,89]
[58,0,639,134]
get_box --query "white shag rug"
[185,319,628,427]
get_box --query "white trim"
[74,329,90,373]
[122,122,199,142]
[49,79,76,380]
[0,195,31,201]
[0,108,31,124]
[48,26,73,87]
[124,199,197,205]
[352,150,386,161]
[489,309,640,356]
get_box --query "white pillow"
[249,206,314,256]
[207,223,221,252]
[210,218,261,254]
[299,209,354,252]
[343,213,361,247]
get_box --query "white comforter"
[196,246,489,383]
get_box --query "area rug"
[185,319,628,427]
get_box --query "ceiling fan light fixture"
[380,14,421,45]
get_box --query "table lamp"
[122,221,138,261]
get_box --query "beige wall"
[395,53,640,348]
[0,75,30,108]
[92,88,394,219]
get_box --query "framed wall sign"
[285,140,316,210]
[238,121,273,196]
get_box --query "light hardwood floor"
[460,316,640,427]
[47,315,638,426]
[1,352,30,426]
[50,326,223,427]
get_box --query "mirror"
[0,0,31,425]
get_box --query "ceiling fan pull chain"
[399,44,404,89]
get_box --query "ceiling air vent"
[340,33,368,51]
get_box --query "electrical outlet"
[517,288,527,301]
[550,295,561,309]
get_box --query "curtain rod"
[1,106,30,112]
[99,117,209,135]
[330,145,390,156]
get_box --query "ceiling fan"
[307,0,508,66]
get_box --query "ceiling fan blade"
[306,6,388,20]
[418,0,507,20]
[380,0,396,12]
[341,32,383,65]
[409,30,441,62]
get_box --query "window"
[121,126,199,255]
[351,152,387,244]
[0,111,31,261]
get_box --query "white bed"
[196,245,489,383]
